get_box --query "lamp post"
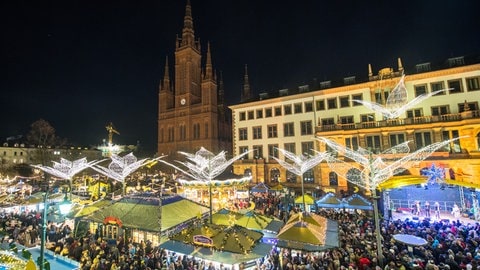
[38,189,71,270]
[38,190,48,270]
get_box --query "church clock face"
[180,98,186,105]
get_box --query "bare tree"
[27,119,64,166]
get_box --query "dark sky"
[1,0,479,153]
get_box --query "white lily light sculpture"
[32,157,103,200]
[352,75,447,119]
[317,136,462,265]
[272,148,331,212]
[159,147,250,223]
[92,153,157,196]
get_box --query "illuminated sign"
[193,235,213,247]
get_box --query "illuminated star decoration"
[92,153,152,183]
[159,147,250,182]
[92,153,161,195]
[32,157,103,198]
[352,75,448,119]
[316,137,461,190]
[421,164,445,185]
[32,157,102,180]
[272,148,330,176]
[272,147,331,212]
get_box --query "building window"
[389,133,405,147]
[265,108,272,117]
[321,118,335,125]
[414,84,427,97]
[268,144,279,159]
[431,81,446,95]
[286,171,297,183]
[270,168,281,183]
[168,127,174,142]
[273,106,281,116]
[303,169,314,183]
[204,123,209,138]
[415,132,432,149]
[365,135,381,153]
[179,125,186,140]
[252,126,262,139]
[375,91,389,104]
[329,172,338,186]
[301,141,314,156]
[339,116,354,124]
[442,130,461,153]
[360,114,375,122]
[448,79,463,94]
[247,111,254,120]
[320,81,331,89]
[239,146,249,158]
[316,99,325,111]
[466,77,480,91]
[239,128,248,141]
[431,105,449,116]
[160,128,164,143]
[327,98,337,109]
[193,124,200,139]
[239,112,246,121]
[284,104,292,115]
[305,101,313,112]
[267,125,278,138]
[345,137,358,150]
[284,122,295,137]
[253,145,263,159]
[459,101,478,112]
[448,56,464,67]
[406,108,423,118]
[416,62,431,73]
[294,103,303,114]
[352,94,363,106]
[339,96,350,108]
[256,109,263,119]
[300,121,312,135]
[284,143,296,155]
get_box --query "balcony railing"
[316,110,480,132]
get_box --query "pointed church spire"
[181,0,195,47]
[241,64,251,102]
[218,71,224,104]
[397,57,404,74]
[205,42,213,80]
[162,56,171,91]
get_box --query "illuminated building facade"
[229,55,480,193]
[157,1,231,157]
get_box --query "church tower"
[157,0,232,158]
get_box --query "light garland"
[317,136,462,191]
[0,251,27,270]
[352,75,448,119]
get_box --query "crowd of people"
[2,192,480,270]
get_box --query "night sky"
[1,0,479,153]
